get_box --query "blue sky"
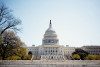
[1,0,100,47]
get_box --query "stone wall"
[0,60,100,67]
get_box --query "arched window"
[51,56,53,59]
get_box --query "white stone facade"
[28,20,75,60]
[81,46,100,55]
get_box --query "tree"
[72,54,80,60]
[86,54,100,60]
[6,55,21,60]
[27,51,32,60]
[86,54,96,60]
[72,48,89,60]
[96,55,100,60]
[0,35,3,44]
[0,31,27,60]
[0,3,23,60]
[0,3,21,35]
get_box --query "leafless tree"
[0,3,21,35]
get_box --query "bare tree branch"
[0,3,21,35]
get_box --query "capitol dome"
[44,20,57,37]
[42,20,59,45]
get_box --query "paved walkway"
[0,60,100,67]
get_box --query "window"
[51,40,54,43]
[56,50,57,52]
[48,40,51,43]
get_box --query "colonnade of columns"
[41,55,65,60]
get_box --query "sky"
[1,0,100,47]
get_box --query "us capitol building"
[28,20,75,60]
